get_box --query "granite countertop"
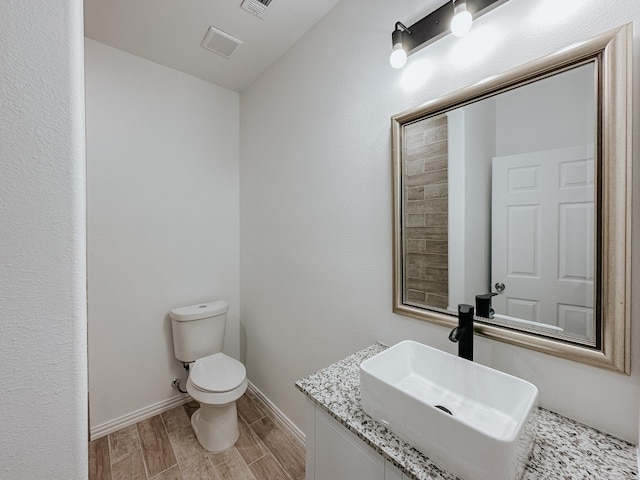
[295,343,638,480]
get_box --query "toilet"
[169,300,247,452]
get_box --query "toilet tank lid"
[169,300,228,321]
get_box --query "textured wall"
[85,39,240,432]
[240,0,640,442]
[0,0,88,478]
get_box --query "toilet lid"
[190,353,246,393]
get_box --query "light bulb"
[451,2,473,37]
[390,44,407,69]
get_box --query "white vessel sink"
[360,340,538,480]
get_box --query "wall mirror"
[392,24,632,373]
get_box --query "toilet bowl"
[169,300,247,452]
[186,352,248,452]
[187,353,247,452]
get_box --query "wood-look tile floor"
[89,391,305,480]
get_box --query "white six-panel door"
[491,145,595,341]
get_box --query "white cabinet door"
[305,398,316,480]
[314,407,385,480]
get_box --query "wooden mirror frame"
[392,24,632,373]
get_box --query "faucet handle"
[458,304,474,316]
[457,304,475,329]
[476,292,497,300]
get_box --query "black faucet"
[448,304,475,361]
[475,292,497,319]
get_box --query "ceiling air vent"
[240,0,272,18]
[201,26,243,59]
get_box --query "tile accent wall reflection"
[89,392,305,480]
[403,114,449,309]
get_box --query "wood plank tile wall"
[403,114,449,309]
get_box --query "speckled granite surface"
[295,343,638,480]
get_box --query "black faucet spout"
[448,326,466,342]
[449,304,474,361]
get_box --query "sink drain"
[435,405,453,416]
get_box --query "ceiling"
[84,0,342,92]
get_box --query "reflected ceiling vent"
[240,0,272,18]
[201,26,243,59]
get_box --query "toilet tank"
[169,300,228,363]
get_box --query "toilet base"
[191,401,240,452]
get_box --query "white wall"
[448,98,496,312]
[85,39,240,433]
[448,100,496,310]
[240,0,640,443]
[0,1,87,478]
[447,109,467,310]
[495,63,595,156]
[462,101,495,301]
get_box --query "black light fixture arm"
[394,21,411,34]
[393,0,508,55]
[392,21,411,50]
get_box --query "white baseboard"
[247,381,306,447]
[90,381,305,447]
[90,393,191,441]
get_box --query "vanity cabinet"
[297,344,639,480]
[305,398,406,480]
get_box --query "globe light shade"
[451,3,473,37]
[390,44,408,69]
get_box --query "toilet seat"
[186,376,247,407]
[190,352,246,393]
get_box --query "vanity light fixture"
[390,0,509,68]
[390,22,411,68]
